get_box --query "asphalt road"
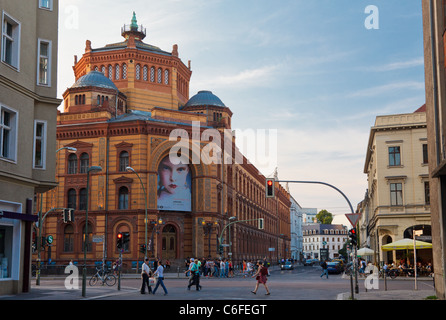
[1,264,435,301]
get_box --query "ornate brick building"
[35,13,290,270]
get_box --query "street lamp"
[201,220,218,257]
[82,165,102,297]
[126,166,148,259]
[149,218,164,257]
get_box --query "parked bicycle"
[89,266,117,286]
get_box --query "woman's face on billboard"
[158,156,189,194]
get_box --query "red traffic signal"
[117,232,123,249]
[265,178,275,198]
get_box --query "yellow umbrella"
[381,238,432,251]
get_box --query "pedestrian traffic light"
[349,228,357,246]
[265,178,275,198]
[117,232,123,249]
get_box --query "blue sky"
[58,0,425,226]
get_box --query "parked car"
[280,261,294,270]
[304,259,314,266]
[327,261,342,274]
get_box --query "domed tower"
[61,70,127,119]
[182,90,233,129]
[71,12,192,113]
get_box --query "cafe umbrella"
[381,238,432,290]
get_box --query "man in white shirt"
[141,258,152,294]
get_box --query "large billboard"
[157,155,191,212]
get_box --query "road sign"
[47,235,53,244]
[92,235,103,243]
[345,213,360,227]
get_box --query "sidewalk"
[338,289,437,300]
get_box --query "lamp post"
[201,220,218,257]
[126,166,148,259]
[36,146,77,286]
[82,165,102,298]
[149,218,164,257]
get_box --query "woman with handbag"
[251,261,270,295]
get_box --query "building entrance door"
[162,225,176,261]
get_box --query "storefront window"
[0,226,12,278]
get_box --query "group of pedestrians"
[140,257,273,297]
[185,257,235,278]
[140,258,168,296]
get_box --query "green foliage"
[316,209,333,224]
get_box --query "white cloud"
[364,57,424,72]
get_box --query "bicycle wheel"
[89,275,99,286]
[105,274,116,286]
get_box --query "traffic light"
[265,178,275,198]
[258,218,264,230]
[63,209,75,223]
[117,232,123,249]
[123,233,130,246]
[219,244,223,255]
[140,244,146,254]
[349,228,357,246]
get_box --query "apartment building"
[361,107,431,266]
[0,0,60,294]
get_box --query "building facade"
[422,0,446,300]
[35,13,291,271]
[290,196,303,261]
[302,224,348,260]
[0,0,60,294]
[361,107,432,266]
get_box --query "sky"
[57,0,426,227]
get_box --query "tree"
[316,209,333,224]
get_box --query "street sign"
[268,248,275,251]
[345,213,360,227]
[92,235,103,243]
[47,235,53,244]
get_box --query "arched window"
[150,67,155,82]
[82,94,85,104]
[143,65,148,81]
[67,189,76,210]
[75,95,78,105]
[119,151,129,172]
[135,64,141,80]
[68,153,77,174]
[157,68,162,83]
[79,188,87,210]
[63,224,74,252]
[101,66,106,75]
[79,153,89,173]
[164,69,169,85]
[108,65,113,80]
[122,63,127,79]
[97,95,100,106]
[118,186,129,209]
[115,64,120,80]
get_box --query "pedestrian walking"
[140,258,153,295]
[320,259,328,279]
[187,258,202,291]
[185,258,195,288]
[152,259,168,296]
[251,261,270,295]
